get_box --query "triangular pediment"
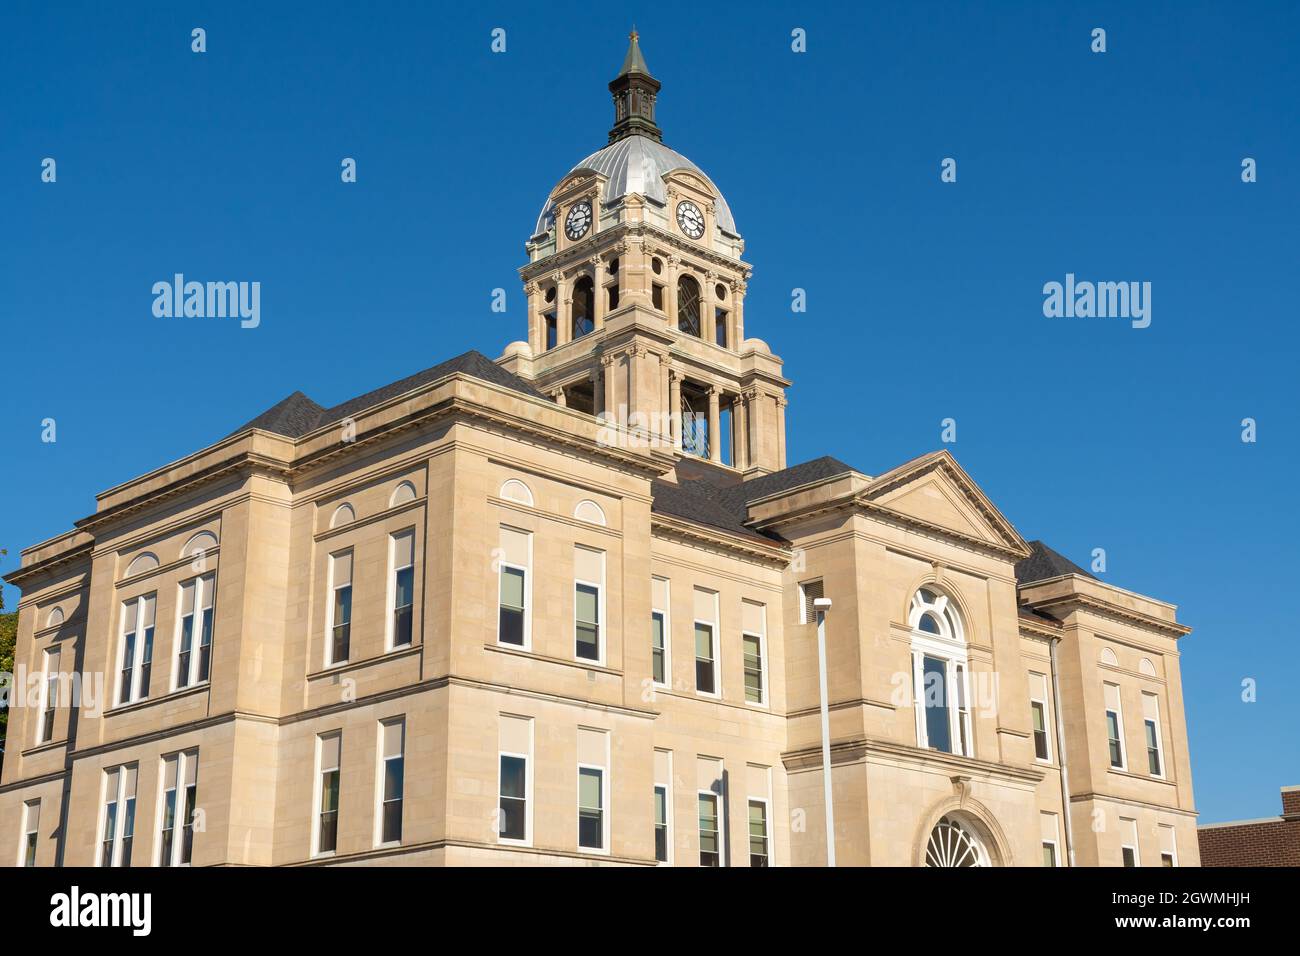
[862,451,1029,557]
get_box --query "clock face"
[676,200,705,239]
[564,201,592,240]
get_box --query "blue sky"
[1,1,1295,824]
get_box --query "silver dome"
[534,134,737,238]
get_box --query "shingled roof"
[228,350,546,439]
[1015,540,1098,585]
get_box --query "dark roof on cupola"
[1015,540,1098,585]
[228,350,545,440]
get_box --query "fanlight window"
[389,481,417,507]
[909,587,973,758]
[909,588,962,640]
[330,504,356,529]
[500,479,534,507]
[47,607,65,628]
[125,553,159,577]
[181,531,219,558]
[1100,646,1118,666]
[573,500,606,526]
[925,815,991,867]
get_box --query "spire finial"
[609,30,661,143]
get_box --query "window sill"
[307,643,421,681]
[105,682,209,718]
[20,738,67,758]
[483,642,622,677]
[1107,766,1176,787]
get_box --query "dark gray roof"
[229,351,546,439]
[1015,540,1098,585]
[649,456,857,543]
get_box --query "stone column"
[555,273,572,347]
[707,386,721,463]
[745,388,760,471]
[666,255,679,330]
[591,257,606,329]
[552,387,567,407]
[668,370,682,449]
[602,354,617,424]
[776,395,787,469]
[733,279,746,346]
[734,394,748,471]
[703,271,717,343]
[524,281,540,352]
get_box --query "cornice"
[1026,589,1191,639]
[650,514,789,566]
[781,735,1045,786]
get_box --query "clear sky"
[2,1,1296,825]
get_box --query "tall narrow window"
[390,530,415,648]
[921,655,952,753]
[909,588,972,757]
[698,793,720,867]
[715,309,728,348]
[742,601,767,705]
[572,276,594,339]
[651,577,670,686]
[378,719,405,845]
[694,588,718,696]
[498,714,532,845]
[39,646,60,743]
[1158,824,1177,867]
[1120,817,1139,867]
[653,749,672,864]
[118,594,156,706]
[176,573,216,689]
[574,547,604,663]
[498,527,531,648]
[328,551,353,666]
[544,313,557,351]
[101,765,138,867]
[159,750,198,867]
[578,768,605,850]
[799,579,825,624]
[20,801,40,867]
[1029,672,1052,762]
[677,274,701,336]
[1104,683,1127,770]
[1142,692,1165,777]
[315,733,340,855]
[1040,811,1060,867]
[748,800,770,867]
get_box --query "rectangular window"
[651,283,664,311]
[315,733,340,855]
[159,750,198,867]
[21,801,40,868]
[1120,817,1139,867]
[714,308,728,348]
[1029,672,1052,762]
[1158,824,1177,867]
[1142,692,1165,777]
[742,601,767,705]
[748,800,769,867]
[694,588,718,695]
[498,714,533,845]
[498,527,531,648]
[922,655,952,753]
[799,579,824,624]
[653,749,672,864]
[377,719,404,845]
[390,530,415,648]
[698,794,720,867]
[1104,683,1127,769]
[653,787,669,863]
[574,547,604,663]
[176,574,216,689]
[544,313,557,351]
[328,551,353,666]
[577,727,608,851]
[118,594,156,705]
[39,646,60,743]
[100,765,138,867]
[1040,811,1060,867]
[651,577,670,686]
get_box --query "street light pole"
[813,596,835,867]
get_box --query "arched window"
[573,500,606,526]
[677,274,701,336]
[182,531,219,559]
[1099,646,1118,666]
[1138,657,1157,677]
[572,276,595,339]
[925,815,991,867]
[909,587,972,757]
[331,503,356,529]
[500,479,534,507]
[47,607,65,628]
[126,553,159,577]
[389,481,417,507]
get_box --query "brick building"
[1197,786,1300,867]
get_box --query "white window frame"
[115,593,156,707]
[311,732,341,858]
[741,602,768,708]
[651,576,671,689]
[1158,823,1178,867]
[697,789,726,867]
[653,749,673,866]
[98,764,138,868]
[909,590,972,758]
[576,764,609,855]
[1029,671,1053,763]
[497,746,533,848]
[1104,682,1128,771]
[374,718,405,848]
[573,547,606,666]
[1040,811,1061,867]
[155,749,198,868]
[1120,816,1140,867]
[325,549,353,668]
[19,800,40,867]
[173,573,216,691]
[386,529,416,651]
[747,796,772,867]
[37,645,60,744]
[496,527,532,651]
[1142,692,1166,779]
[693,589,720,699]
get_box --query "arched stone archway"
[912,790,1014,867]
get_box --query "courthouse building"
[1,34,1199,867]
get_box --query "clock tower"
[498,30,789,476]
